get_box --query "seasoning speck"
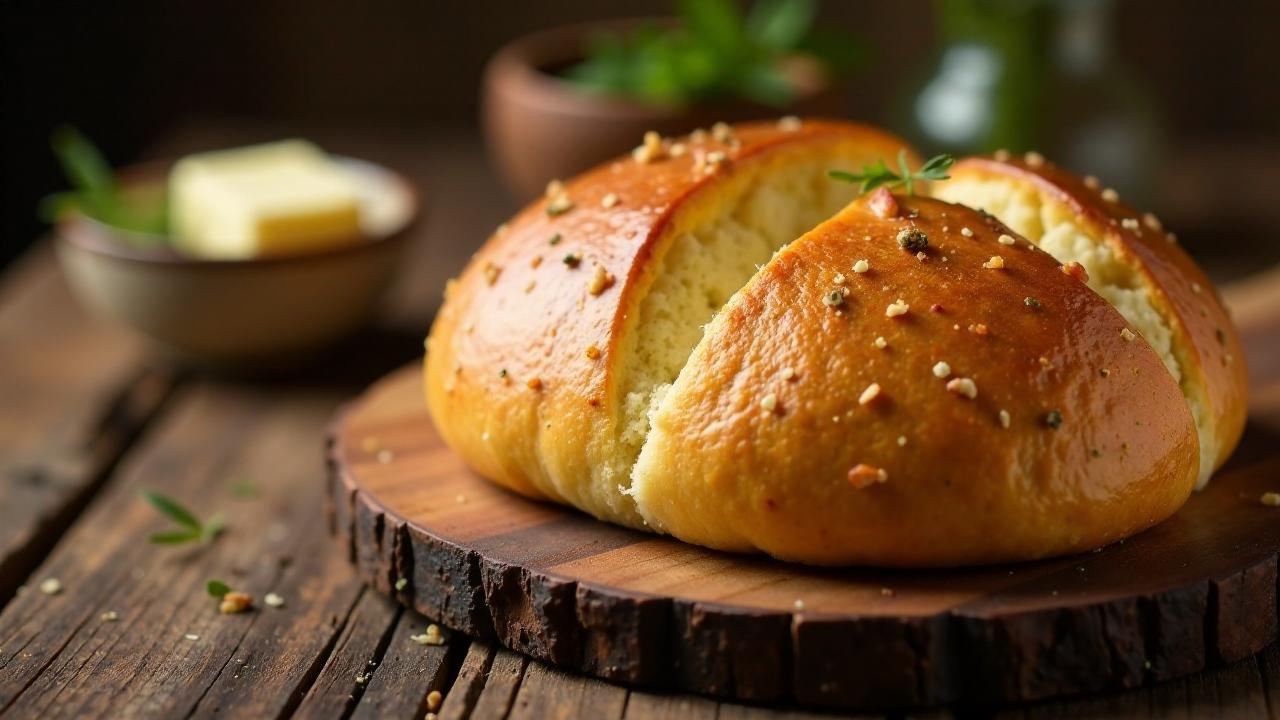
[960,227,974,238]
[632,130,666,164]
[885,299,910,318]
[587,265,615,295]
[1102,188,1119,203]
[545,194,574,217]
[847,464,889,489]
[219,591,253,614]
[998,409,1011,428]
[585,345,601,360]
[1024,297,1042,309]
[482,261,501,286]
[100,610,119,622]
[897,228,929,252]
[822,290,845,308]
[395,578,408,591]
[853,259,870,273]
[778,115,802,131]
[1143,212,1163,231]
[1262,492,1280,507]
[601,193,620,209]
[983,255,1005,269]
[760,394,778,413]
[780,367,796,381]
[858,383,882,406]
[932,361,952,378]
[874,336,888,349]
[1120,328,1137,342]
[997,233,1016,245]
[945,377,978,399]
[1044,410,1064,429]
[548,233,562,245]
[563,252,582,268]
[1024,151,1045,167]
[1121,217,1140,231]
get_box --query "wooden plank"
[436,641,497,720]
[0,382,370,718]
[0,247,172,603]
[349,609,464,719]
[623,691,719,720]
[463,648,527,720]
[291,590,400,719]
[507,661,627,720]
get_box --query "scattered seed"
[100,610,119,622]
[960,227,974,238]
[853,259,870,273]
[778,115,802,131]
[760,394,778,413]
[858,383,882,406]
[998,410,1011,428]
[395,578,408,591]
[601,193,620,209]
[1262,492,1280,507]
[946,377,978,399]
[1101,188,1119,203]
[983,255,1005,269]
[264,593,285,608]
[885,299,910,317]
[39,577,62,595]
[1024,151,1045,167]
[1120,328,1137,342]
[847,464,889,489]
[997,233,1016,245]
[219,591,253,614]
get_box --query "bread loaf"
[424,120,1241,566]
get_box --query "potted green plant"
[483,0,862,199]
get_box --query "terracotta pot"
[482,18,845,201]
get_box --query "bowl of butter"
[52,135,418,368]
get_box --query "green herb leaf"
[747,0,816,52]
[142,490,224,546]
[206,580,231,599]
[201,513,226,543]
[142,491,202,530]
[564,0,860,107]
[827,153,956,196]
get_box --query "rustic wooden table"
[1,122,1277,719]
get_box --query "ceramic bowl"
[54,157,418,369]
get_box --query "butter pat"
[170,140,363,258]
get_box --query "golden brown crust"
[944,157,1247,476]
[424,120,914,526]
[632,195,1199,565]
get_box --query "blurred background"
[4,0,1278,281]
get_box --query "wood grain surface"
[1,120,1277,719]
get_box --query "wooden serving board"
[327,270,1280,711]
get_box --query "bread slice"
[931,155,1247,488]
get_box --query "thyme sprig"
[828,151,955,196]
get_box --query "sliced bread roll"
[425,121,1236,566]
[932,154,1247,488]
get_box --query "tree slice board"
[327,363,1280,711]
